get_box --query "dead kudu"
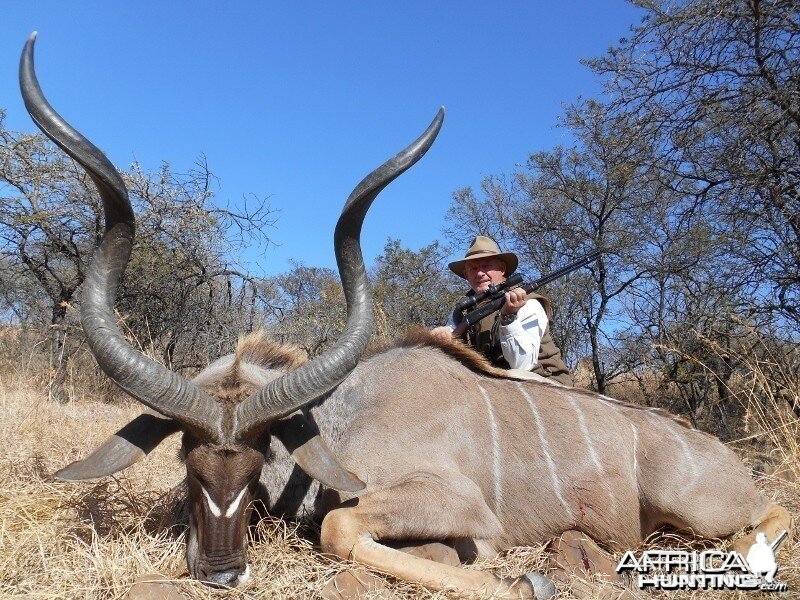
[23,34,791,599]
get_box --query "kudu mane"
[367,328,695,431]
[234,332,308,372]
[203,333,309,405]
[365,328,505,375]
[226,329,695,433]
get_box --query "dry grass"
[0,353,798,598]
[0,372,520,599]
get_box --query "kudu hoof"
[522,573,557,599]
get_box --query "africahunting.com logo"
[616,531,789,592]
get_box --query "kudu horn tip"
[28,31,38,43]
[425,107,445,141]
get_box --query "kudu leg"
[320,471,555,599]
[732,502,793,557]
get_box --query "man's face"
[465,257,506,293]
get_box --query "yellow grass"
[0,365,798,599]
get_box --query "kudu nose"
[205,568,242,587]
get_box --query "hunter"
[432,236,572,386]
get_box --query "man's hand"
[501,288,527,316]
[430,326,455,343]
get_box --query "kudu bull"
[23,34,791,599]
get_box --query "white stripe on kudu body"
[516,382,574,520]
[647,412,696,475]
[477,383,503,515]
[567,395,615,509]
[630,421,640,484]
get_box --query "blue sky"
[1,2,643,276]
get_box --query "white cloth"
[446,299,549,371]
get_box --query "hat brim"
[448,251,518,279]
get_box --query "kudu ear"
[55,410,180,481]
[270,412,365,493]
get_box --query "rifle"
[769,530,788,552]
[451,249,601,337]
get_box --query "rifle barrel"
[523,250,601,292]
[453,249,601,334]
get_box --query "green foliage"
[372,238,463,336]
[0,118,274,396]
[267,262,347,356]
[445,0,800,429]
[588,0,800,329]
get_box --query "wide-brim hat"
[448,236,518,279]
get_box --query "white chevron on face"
[225,486,249,518]
[201,485,222,517]
[202,484,249,519]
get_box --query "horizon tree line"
[1,0,797,437]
